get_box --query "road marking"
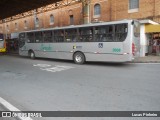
[33,64,74,73]
[33,64,51,67]
[0,97,33,120]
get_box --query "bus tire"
[73,52,85,64]
[29,51,35,59]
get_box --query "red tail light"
[132,43,135,56]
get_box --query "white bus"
[0,33,6,53]
[19,20,140,64]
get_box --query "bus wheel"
[29,51,35,59]
[73,52,85,64]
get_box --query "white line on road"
[0,97,33,120]
[33,64,74,73]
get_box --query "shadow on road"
[7,54,136,68]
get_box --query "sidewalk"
[132,55,160,63]
[6,50,19,55]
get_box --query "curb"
[130,61,160,63]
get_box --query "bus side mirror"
[132,21,134,25]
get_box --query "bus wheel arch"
[28,50,35,59]
[73,51,86,64]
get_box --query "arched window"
[70,15,74,25]
[50,14,54,25]
[0,26,2,32]
[6,25,9,31]
[35,17,39,27]
[24,20,28,29]
[94,4,101,16]
[15,23,18,30]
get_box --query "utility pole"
[81,0,91,24]
[4,19,8,39]
[110,0,112,21]
[40,7,45,28]
[33,9,37,29]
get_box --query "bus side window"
[27,32,35,43]
[94,27,107,42]
[115,24,127,42]
[106,25,114,41]
[35,32,43,43]
[79,27,93,42]
[54,30,64,42]
[19,33,25,39]
[94,27,100,42]
[77,29,81,42]
[65,29,77,42]
[52,31,56,42]
[64,30,71,42]
[43,31,53,43]
[54,31,58,42]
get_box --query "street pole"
[34,9,37,29]
[81,0,91,24]
[4,19,7,39]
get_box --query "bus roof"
[20,19,135,33]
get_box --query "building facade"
[0,0,160,56]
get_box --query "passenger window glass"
[35,32,43,43]
[19,33,25,38]
[106,25,114,41]
[65,29,77,42]
[54,30,64,42]
[115,24,128,42]
[27,32,34,43]
[44,31,53,43]
[79,27,93,42]
[95,27,107,42]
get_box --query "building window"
[70,15,74,25]
[128,0,139,13]
[0,26,2,32]
[24,20,28,29]
[94,4,101,17]
[50,14,54,25]
[6,25,9,32]
[35,17,39,27]
[15,23,18,30]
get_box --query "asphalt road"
[0,55,160,120]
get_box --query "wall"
[0,0,160,35]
